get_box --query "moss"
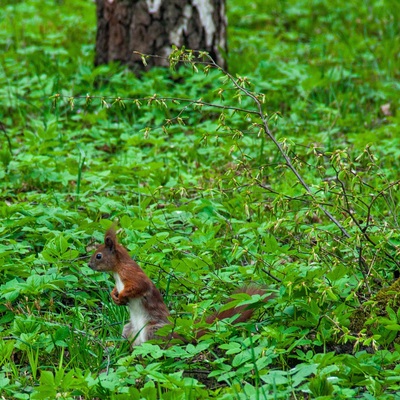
[350,278,400,333]
[349,307,369,332]
[374,278,400,306]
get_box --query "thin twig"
[135,50,353,239]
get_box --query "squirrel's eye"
[96,253,102,260]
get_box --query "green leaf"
[260,370,288,385]
[385,324,400,331]
[219,342,241,355]
[31,371,56,400]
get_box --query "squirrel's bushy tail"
[196,286,274,339]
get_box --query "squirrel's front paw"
[111,288,121,304]
[111,288,127,305]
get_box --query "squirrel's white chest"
[113,273,149,345]
[113,272,125,293]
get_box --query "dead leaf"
[380,103,391,116]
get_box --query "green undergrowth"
[0,0,399,398]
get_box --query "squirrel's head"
[88,228,119,271]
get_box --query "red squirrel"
[88,228,272,346]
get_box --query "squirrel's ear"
[104,228,117,252]
[105,236,115,251]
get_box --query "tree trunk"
[95,0,227,71]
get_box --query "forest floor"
[0,0,399,398]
